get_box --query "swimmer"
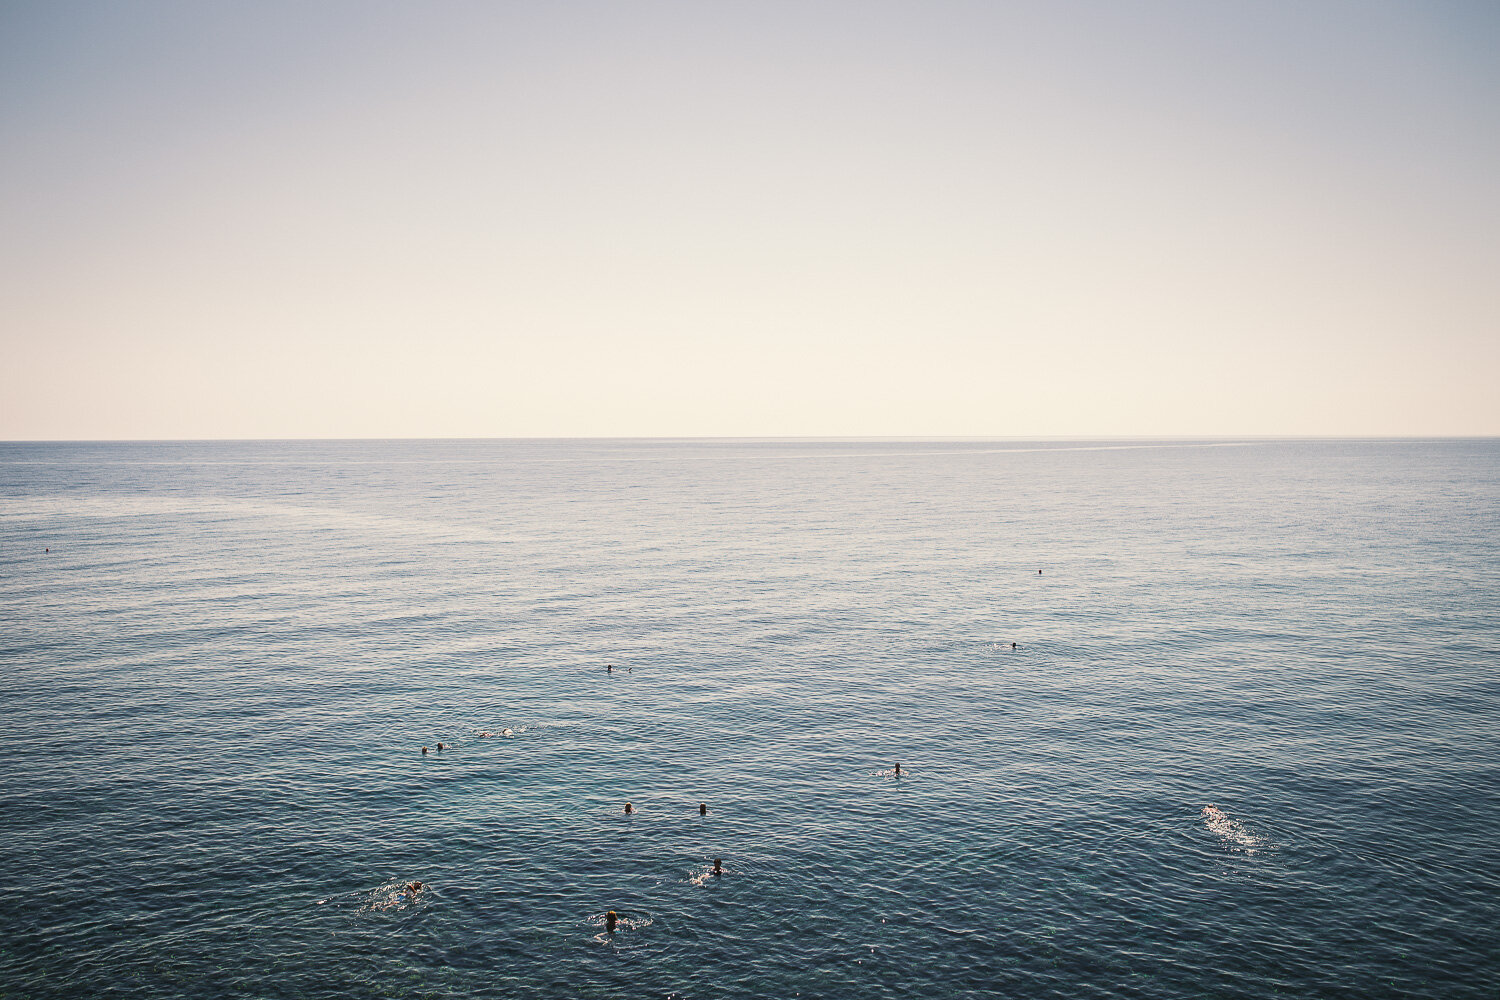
[605,910,618,932]
[1011,642,1017,650]
[421,746,428,755]
[894,762,902,777]
[437,742,445,752]
[1038,569,1042,575]
[607,664,613,673]
[699,803,707,816]
[713,858,722,876]
[624,802,634,815]
[406,881,423,895]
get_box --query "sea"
[1,438,1496,1000]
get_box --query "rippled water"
[2,438,1497,999]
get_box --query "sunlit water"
[2,439,1496,999]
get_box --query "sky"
[1,0,1497,439]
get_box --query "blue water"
[2,438,1497,999]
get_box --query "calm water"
[1,439,1497,999]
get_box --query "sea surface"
[1,438,1497,1000]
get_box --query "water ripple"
[1,438,1497,999]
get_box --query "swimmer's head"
[699,803,707,815]
[624,802,634,814]
[437,742,445,751]
[605,910,618,932]
[421,746,428,755]
[713,858,722,874]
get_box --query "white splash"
[365,878,428,912]
[687,863,725,886]
[1202,804,1266,854]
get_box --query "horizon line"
[2,434,1497,445]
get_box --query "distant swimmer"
[1011,642,1017,651]
[605,910,618,932]
[406,881,424,896]
[437,743,445,752]
[713,859,722,876]
[699,803,707,816]
[624,802,634,815]
[421,746,428,755]
[607,664,613,673]
[1038,569,1042,575]
[894,762,902,777]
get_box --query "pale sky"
[2,0,1496,439]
